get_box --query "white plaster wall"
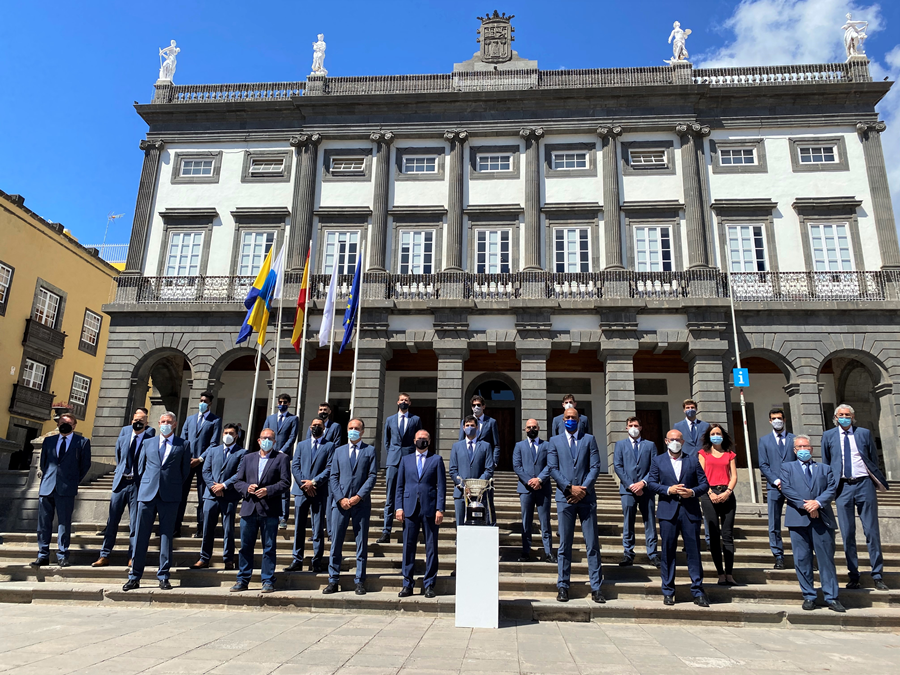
[391,142,450,208]
[467,137,525,206]
[620,131,684,205]
[729,373,790,442]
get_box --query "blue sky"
[2,0,899,246]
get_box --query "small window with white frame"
[798,145,838,165]
[634,226,673,272]
[330,157,366,175]
[238,231,276,276]
[249,157,285,175]
[476,230,511,274]
[22,358,47,391]
[399,230,434,275]
[402,155,438,174]
[0,262,12,306]
[809,222,853,271]
[476,153,513,172]
[554,228,591,273]
[181,158,214,177]
[628,149,668,168]
[33,287,61,328]
[719,147,757,166]
[551,151,588,170]
[79,310,102,352]
[323,230,359,275]
[727,224,767,272]
[165,231,204,276]
[70,374,91,407]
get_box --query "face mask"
[627,427,641,439]
[348,429,361,442]
[132,421,146,432]
[398,401,410,411]
[319,411,329,421]
[278,404,288,413]
[526,429,539,440]
[415,438,429,450]
[260,439,274,452]
[667,440,683,455]
[837,416,852,429]
[464,426,477,438]
[160,424,173,436]
[563,402,574,410]
[771,419,784,431]
[310,426,324,438]
[58,423,73,435]
[564,419,578,433]
[684,409,697,419]
[472,405,483,416]
[710,435,723,445]
[223,433,235,446]
[796,449,812,462]
[199,401,209,413]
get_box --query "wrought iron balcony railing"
[23,318,67,359]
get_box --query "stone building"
[92,15,900,483]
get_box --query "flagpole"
[247,338,264,449]
[349,243,365,418]
[295,239,313,418]
[270,228,291,415]
[324,313,336,403]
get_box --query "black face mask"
[58,423,73,435]
[526,429,539,440]
[415,439,429,450]
[310,426,324,438]
[318,412,329,421]
[398,401,410,411]
[132,421,146,432]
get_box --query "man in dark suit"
[230,428,291,593]
[284,417,335,573]
[550,394,592,437]
[177,390,222,538]
[263,393,300,529]
[306,401,341,539]
[323,419,378,595]
[32,413,92,567]
[613,416,660,568]
[449,416,495,526]
[547,408,605,604]
[458,396,500,522]
[123,412,191,590]
[378,392,422,544]
[93,408,155,567]
[757,407,796,570]
[647,428,710,607]
[781,434,845,612]
[191,423,247,570]
[512,419,555,563]
[673,399,709,455]
[396,430,446,598]
[821,404,890,590]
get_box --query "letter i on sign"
[733,368,749,388]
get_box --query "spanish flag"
[291,249,311,352]
[236,244,284,346]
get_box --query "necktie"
[312,439,317,457]
[633,440,640,458]
[778,434,785,456]
[569,434,577,461]
[159,439,167,463]
[350,444,357,469]
[533,441,539,460]
[126,435,138,473]
[843,432,853,479]
[691,422,696,443]
[400,415,406,437]
[279,414,284,429]
[417,453,424,478]
[58,437,67,459]
[467,441,474,464]
[803,462,813,488]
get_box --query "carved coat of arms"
[477,11,515,64]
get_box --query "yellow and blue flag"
[236,244,284,346]
[338,253,362,353]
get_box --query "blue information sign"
[733,368,749,387]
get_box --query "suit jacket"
[306,419,342,446]
[614,437,657,495]
[201,444,248,502]
[328,442,378,504]
[396,451,446,517]
[291,437,335,496]
[512,438,551,495]
[647,451,709,522]
[780,460,838,529]
[458,415,500,469]
[136,435,191,503]
[550,414,591,437]
[112,425,156,492]
[758,431,796,487]
[449,438,494,500]
[383,412,422,467]
[263,412,299,456]
[181,411,222,459]
[546,432,601,504]
[39,434,92,497]
[234,450,291,518]
[821,426,889,490]
[673,418,710,455]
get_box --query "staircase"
[1,471,898,629]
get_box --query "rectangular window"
[551,152,588,170]
[402,156,438,174]
[0,263,12,304]
[629,149,667,167]
[248,157,285,174]
[238,231,276,276]
[727,224,767,272]
[476,154,512,172]
[554,228,591,273]
[33,287,61,328]
[719,148,756,166]
[330,157,366,174]
[476,230,511,274]
[180,159,214,176]
[165,231,204,276]
[634,226,673,272]
[323,231,359,275]
[798,145,837,164]
[399,231,434,275]
[70,374,91,406]
[809,222,853,271]
[22,359,47,391]
[80,310,102,347]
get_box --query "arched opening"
[214,352,271,452]
[465,373,521,471]
[728,353,792,469]
[128,348,194,430]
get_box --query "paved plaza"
[0,604,898,674]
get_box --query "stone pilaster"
[601,346,637,474]
[857,122,900,269]
[516,341,551,435]
[288,133,322,271]
[351,341,391,458]
[520,127,544,270]
[873,381,899,480]
[124,139,165,276]
[444,129,468,271]
[784,374,825,457]
[598,125,624,269]
[435,342,469,459]
[684,350,729,426]
[676,123,712,269]
[369,131,395,272]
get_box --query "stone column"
[784,373,825,457]
[435,342,469,459]
[444,129,468,272]
[517,342,551,434]
[598,125,624,269]
[874,381,900,480]
[124,139,165,275]
[676,123,712,269]
[352,341,391,457]
[288,133,323,271]
[601,346,637,474]
[684,344,730,424]
[520,127,545,270]
[857,122,900,269]
[369,131,395,272]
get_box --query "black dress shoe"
[618,557,634,567]
[694,593,710,607]
[828,600,847,613]
[192,531,202,539]
[230,582,248,593]
[663,595,675,606]
[591,590,606,604]
[774,557,785,570]
[874,579,889,591]
[802,599,817,611]
[224,561,235,571]
[556,587,569,603]
[122,579,140,591]
[376,532,391,544]
[424,586,436,599]
[544,553,557,564]
[846,580,861,589]
[159,580,172,590]
[650,557,661,569]
[312,560,327,574]
[31,558,49,567]
[322,582,339,594]
[398,586,414,598]
[517,555,531,563]
[283,560,305,572]
[355,583,366,595]
[56,558,71,568]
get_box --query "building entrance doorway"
[466,375,520,471]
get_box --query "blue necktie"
[311,439,317,457]
[803,462,813,489]
[126,435,138,474]
[633,440,640,459]
[777,434,785,456]
[842,432,853,478]
[569,434,577,461]
[417,453,424,478]
[159,439,167,463]
[468,441,474,465]
[533,441,539,460]
[58,437,68,459]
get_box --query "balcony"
[23,318,67,359]
[9,384,55,421]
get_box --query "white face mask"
[472,405,483,416]
[223,433,235,446]
[563,402,574,410]
[667,440,683,455]
[771,419,784,431]
[627,427,641,439]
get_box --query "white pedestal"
[455,525,499,629]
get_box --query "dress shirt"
[159,435,173,462]
[258,450,271,482]
[125,430,146,476]
[800,460,822,507]
[840,428,867,479]
[476,414,485,432]
[669,453,684,482]
[56,434,72,457]
[773,430,787,484]
[223,443,235,458]
[349,441,361,466]
[416,450,427,477]
[398,413,407,435]
[565,431,578,446]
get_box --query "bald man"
[512,419,555,563]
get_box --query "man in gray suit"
[323,419,378,595]
[757,407,795,570]
[512,419,555,563]
[613,416,660,568]
[449,416,495,526]
[177,391,222,538]
[378,392,422,544]
[263,392,300,529]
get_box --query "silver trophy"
[462,478,494,526]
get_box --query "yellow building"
[0,190,119,469]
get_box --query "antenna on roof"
[102,211,127,250]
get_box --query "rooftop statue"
[158,40,180,82]
[842,13,868,58]
[666,21,692,64]
[311,34,328,76]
